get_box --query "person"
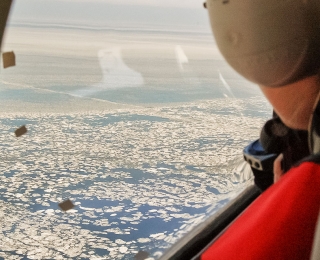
[201,0,320,259]
[262,76,319,183]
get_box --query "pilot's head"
[206,0,320,130]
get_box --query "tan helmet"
[206,0,320,87]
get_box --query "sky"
[9,0,211,32]
[55,0,204,9]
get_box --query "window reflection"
[72,48,144,97]
[0,0,271,259]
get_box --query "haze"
[10,0,211,32]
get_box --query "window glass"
[0,0,271,259]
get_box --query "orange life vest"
[202,159,320,260]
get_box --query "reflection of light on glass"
[219,70,233,98]
[72,48,144,97]
[175,45,188,71]
[98,47,144,88]
[219,70,249,127]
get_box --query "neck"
[260,75,320,130]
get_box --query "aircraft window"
[0,0,271,259]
